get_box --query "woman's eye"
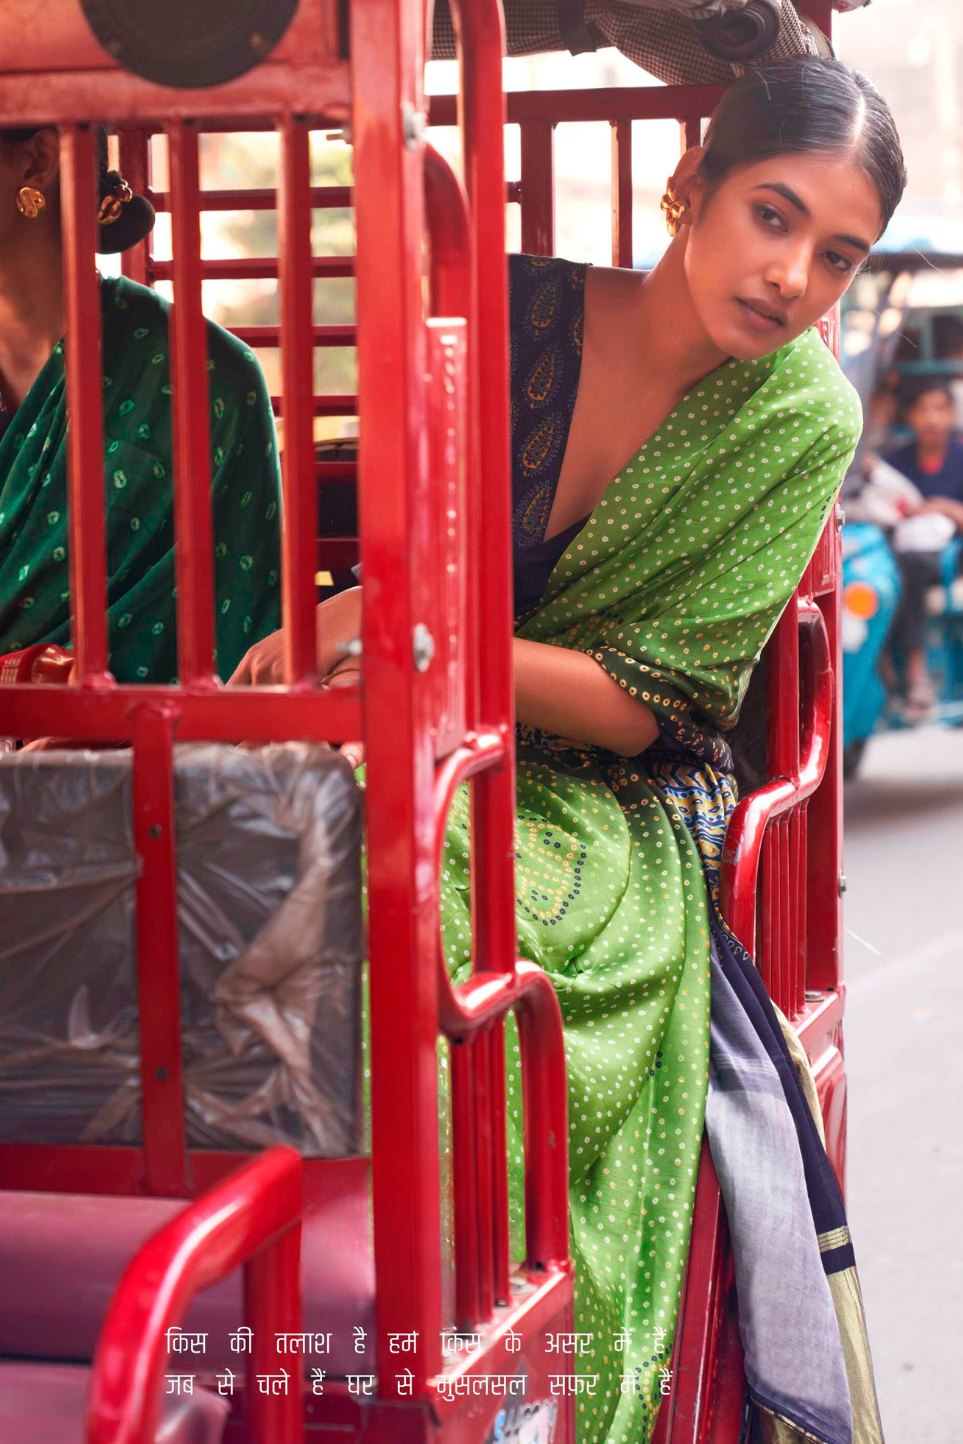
[825,250,853,274]
[755,204,785,230]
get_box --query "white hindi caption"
[162,1326,672,1399]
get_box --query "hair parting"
[698,56,907,237]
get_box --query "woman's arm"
[228,586,362,685]
[513,637,658,756]
[230,597,657,755]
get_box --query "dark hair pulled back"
[699,57,907,238]
[1,123,154,254]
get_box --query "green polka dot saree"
[0,274,280,682]
[440,301,862,1443]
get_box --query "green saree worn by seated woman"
[0,273,280,682]
[438,264,861,1444]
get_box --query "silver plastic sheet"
[0,744,363,1157]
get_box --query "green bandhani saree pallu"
[439,323,861,1444]
[0,274,280,683]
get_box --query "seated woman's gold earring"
[660,180,688,238]
[16,185,45,220]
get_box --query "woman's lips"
[735,298,786,332]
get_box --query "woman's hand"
[228,586,363,686]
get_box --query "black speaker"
[80,0,299,89]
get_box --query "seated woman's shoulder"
[102,273,269,405]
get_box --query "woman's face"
[679,150,884,361]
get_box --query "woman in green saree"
[233,58,905,1444]
[0,124,280,685]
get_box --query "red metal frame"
[86,1149,303,1444]
[0,3,851,1443]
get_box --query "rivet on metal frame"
[413,623,435,673]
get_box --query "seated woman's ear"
[9,127,60,200]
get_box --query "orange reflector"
[844,580,879,620]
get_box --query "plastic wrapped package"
[0,744,364,1156]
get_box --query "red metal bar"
[230,324,356,347]
[450,0,518,990]
[424,146,480,739]
[611,119,633,268]
[86,1148,303,1444]
[273,394,357,416]
[791,805,808,1015]
[351,0,442,1395]
[0,70,350,131]
[60,124,111,686]
[316,462,358,483]
[148,186,355,213]
[473,1029,496,1320]
[0,683,360,743]
[720,599,833,955]
[515,967,571,1272]
[131,704,188,1197]
[278,115,320,686]
[245,1212,304,1444]
[451,1041,482,1326]
[150,256,355,281]
[519,118,555,256]
[806,586,844,994]
[167,120,216,686]
[489,1021,511,1305]
[118,129,153,287]
[430,84,726,129]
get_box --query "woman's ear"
[15,128,61,194]
[670,145,707,225]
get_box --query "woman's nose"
[765,249,809,300]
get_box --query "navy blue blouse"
[508,254,591,619]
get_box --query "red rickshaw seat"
[0,1361,228,1444]
[0,1170,375,1375]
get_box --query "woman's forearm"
[512,637,659,757]
[315,586,363,677]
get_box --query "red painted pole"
[60,124,111,686]
[611,119,633,268]
[278,115,319,685]
[131,704,188,1197]
[167,120,216,687]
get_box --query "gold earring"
[660,178,688,238]
[16,185,45,220]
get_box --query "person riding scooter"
[884,380,963,719]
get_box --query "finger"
[339,741,365,770]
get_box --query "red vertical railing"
[278,115,320,685]
[167,120,216,687]
[60,123,111,687]
[519,118,555,255]
[117,128,153,289]
[611,118,633,267]
[351,0,442,1396]
[131,704,188,1197]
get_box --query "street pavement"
[842,727,963,1444]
